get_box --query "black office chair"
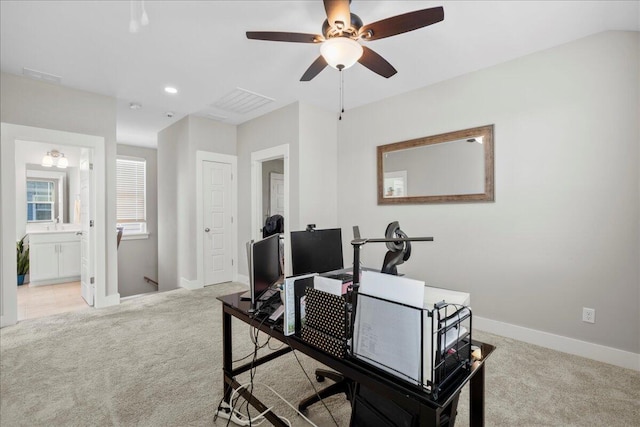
[262,214,284,238]
[298,369,354,413]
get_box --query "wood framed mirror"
[377,124,494,204]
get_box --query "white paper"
[353,293,422,385]
[313,275,343,296]
[359,270,425,308]
[423,286,470,309]
[422,287,471,390]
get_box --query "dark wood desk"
[218,291,494,427]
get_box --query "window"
[27,180,56,222]
[116,157,147,237]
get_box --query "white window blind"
[116,157,146,224]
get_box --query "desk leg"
[469,362,485,427]
[222,309,232,403]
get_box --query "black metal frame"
[351,292,472,401]
[218,292,494,427]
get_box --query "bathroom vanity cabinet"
[28,231,81,286]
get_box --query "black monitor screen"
[250,234,281,303]
[290,228,343,275]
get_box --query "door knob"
[204,228,210,232]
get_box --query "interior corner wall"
[116,144,158,297]
[298,103,339,231]
[0,72,119,300]
[185,116,236,283]
[157,115,237,289]
[337,31,640,354]
[157,117,187,291]
[237,102,300,276]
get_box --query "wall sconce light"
[42,150,68,169]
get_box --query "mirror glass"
[25,164,71,223]
[378,125,494,204]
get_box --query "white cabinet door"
[59,241,81,277]
[30,243,59,281]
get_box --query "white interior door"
[269,172,285,218]
[203,161,233,285]
[80,148,94,305]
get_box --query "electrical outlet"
[582,307,595,324]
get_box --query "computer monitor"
[247,233,281,308]
[290,228,344,275]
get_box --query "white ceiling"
[1,1,638,148]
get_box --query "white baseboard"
[179,278,203,290]
[29,276,81,287]
[474,316,640,371]
[95,293,120,309]
[0,315,16,328]
[236,274,249,286]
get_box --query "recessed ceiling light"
[164,86,178,94]
[129,102,142,110]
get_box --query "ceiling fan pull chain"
[339,68,344,120]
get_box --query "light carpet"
[1,283,638,426]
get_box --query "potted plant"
[17,236,29,286]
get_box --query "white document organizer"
[352,272,472,399]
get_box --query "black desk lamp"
[349,223,434,327]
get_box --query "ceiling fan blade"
[358,6,444,41]
[246,31,323,43]
[358,46,397,78]
[300,56,328,81]
[324,0,351,30]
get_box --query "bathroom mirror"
[377,124,494,204]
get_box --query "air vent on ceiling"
[213,88,274,114]
[23,68,61,84]
[205,113,228,121]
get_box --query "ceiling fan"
[246,0,444,81]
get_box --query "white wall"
[116,144,158,297]
[337,31,639,355]
[237,103,300,276]
[157,115,236,290]
[298,103,339,230]
[157,117,187,292]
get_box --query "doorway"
[15,141,93,317]
[268,171,285,219]
[1,123,107,327]
[251,144,290,275]
[196,151,238,287]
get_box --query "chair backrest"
[263,214,284,238]
[117,227,124,249]
[380,221,411,275]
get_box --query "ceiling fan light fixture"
[320,37,363,70]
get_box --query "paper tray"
[352,292,471,399]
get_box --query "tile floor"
[17,281,90,321]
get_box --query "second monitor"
[290,227,344,275]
